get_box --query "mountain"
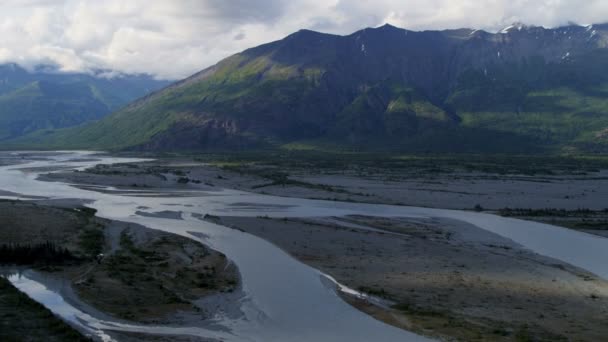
[14,23,608,153]
[0,64,169,140]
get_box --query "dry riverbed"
[52,158,606,237]
[0,200,238,337]
[42,158,608,211]
[203,215,608,341]
[34,156,608,341]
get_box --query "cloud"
[0,0,606,80]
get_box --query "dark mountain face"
[0,64,169,140]
[21,23,608,153]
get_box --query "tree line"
[0,242,76,265]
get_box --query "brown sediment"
[43,158,608,211]
[205,215,608,341]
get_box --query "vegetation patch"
[0,242,76,266]
[75,227,238,322]
[0,200,239,325]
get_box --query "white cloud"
[0,0,606,80]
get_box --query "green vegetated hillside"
[0,80,110,140]
[11,23,608,153]
[0,64,168,141]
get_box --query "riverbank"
[0,276,89,341]
[0,200,238,328]
[496,208,608,238]
[41,155,608,211]
[12,152,608,341]
[202,215,608,341]
[71,224,238,323]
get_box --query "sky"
[0,0,607,80]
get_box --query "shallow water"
[4,270,239,342]
[0,151,429,341]
[1,151,607,342]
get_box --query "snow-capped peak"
[501,22,527,34]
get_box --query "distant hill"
[13,23,608,153]
[0,64,168,140]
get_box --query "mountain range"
[0,64,168,141]
[8,23,608,153]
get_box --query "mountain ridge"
[10,22,608,153]
[0,64,169,140]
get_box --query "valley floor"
[0,200,237,341]
[202,215,608,341]
[31,154,608,341]
[42,154,608,212]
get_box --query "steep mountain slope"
[18,23,608,152]
[0,64,169,140]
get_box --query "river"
[1,151,607,342]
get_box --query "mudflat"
[205,215,608,341]
[43,157,608,211]
[31,155,608,341]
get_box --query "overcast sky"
[1,0,607,80]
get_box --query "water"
[4,270,238,342]
[1,151,607,341]
[0,151,428,341]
